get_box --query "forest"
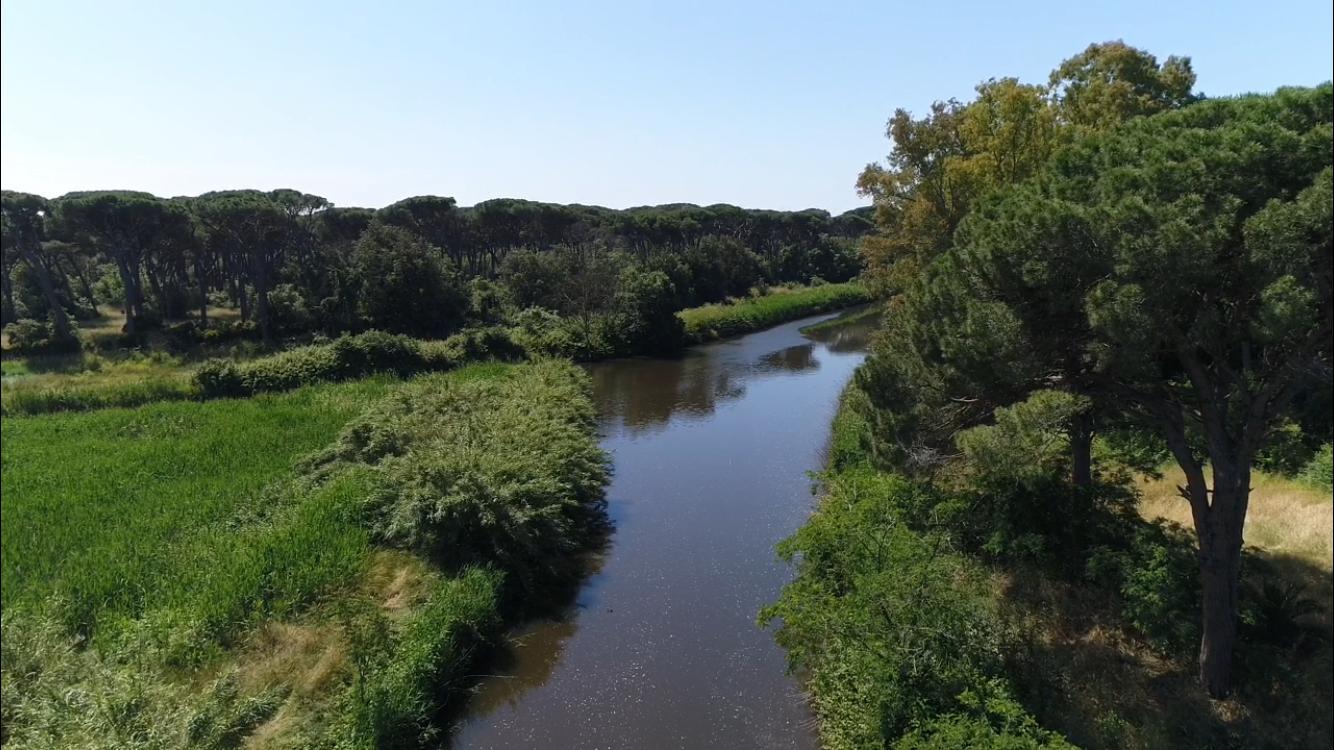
[1,191,869,357]
[766,41,1333,749]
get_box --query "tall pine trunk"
[1070,410,1094,487]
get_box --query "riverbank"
[2,282,869,417]
[0,361,609,749]
[678,282,870,343]
[766,383,1334,749]
[452,308,878,748]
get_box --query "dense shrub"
[352,223,469,337]
[894,683,1076,749]
[951,391,1138,570]
[303,360,611,600]
[762,467,1017,749]
[1298,443,1333,491]
[1086,522,1201,653]
[2,318,80,354]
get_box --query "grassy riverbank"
[679,281,870,343]
[3,281,870,418]
[1,361,609,748]
[766,384,1334,749]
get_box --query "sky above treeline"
[2,0,1331,214]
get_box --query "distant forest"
[1,191,872,347]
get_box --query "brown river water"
[449,308,878,749]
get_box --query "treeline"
[772,40,1333,748]
[0,189,870,354]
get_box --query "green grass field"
[679,281,871,343]
[1,377,398,644]
[0,361,605,748]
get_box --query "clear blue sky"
[2,1,1330,213]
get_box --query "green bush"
[194,330,475,398]
[894,682,1076,749]
[1298,443,1333,492]
[762,467,1012,749]
[304,360,610,599]
[1086,522,1201,654]
[3,318,80,354]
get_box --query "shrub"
[762,467,1011,748]
[265,283,313,334]
[303,360,610,600]
[1086,521,1201,653]
[352,223,469,337]
[1298,443,1333,492]
[194,331,448,398]
[2,318,80,354]
[893,682,1076,749]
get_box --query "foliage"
[1298,443,1333,491]
[346,569,503,748]
[3,317,80,354]
[856,41,1198,293]
[304,361,610,600]
[1085,522,1202,653]
[679,281,870,343]
[350,223,468,337]
[762,466,1021,749]
[894,682,1076,749]
[194,330,483,398]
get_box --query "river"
[450,308,878,749]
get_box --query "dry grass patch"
[1137,466,1332,571]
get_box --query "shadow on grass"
[1001,548,1333,750]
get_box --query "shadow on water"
[446,308,879,750]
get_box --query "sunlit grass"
[678,281,870,342]
[1137,465,1333,571]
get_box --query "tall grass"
[1,378,396,645]
[679,281,870,343]
[1,352,199,416]
[1,361,608,748]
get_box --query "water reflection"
[451,309,878,750]
[587,310,877,439]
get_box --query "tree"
[614,267,684,355]
[856,79,1058,293]
[858,42,1195,295]
[941,86,1332,696]
[1049,40,1197,130]
[351,223,467,337]
[51,191,171,335]
[1,191,72,339]
[193,191,290,341]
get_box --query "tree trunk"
[20,249,72,340]
[117,261,139,335]
[1198,530,1241,698]
[1193,455,1250,699]
[1,265,16,324]
[1070,410,1094,487]
[253,256,273,342]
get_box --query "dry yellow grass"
[1137,466,1333,571]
